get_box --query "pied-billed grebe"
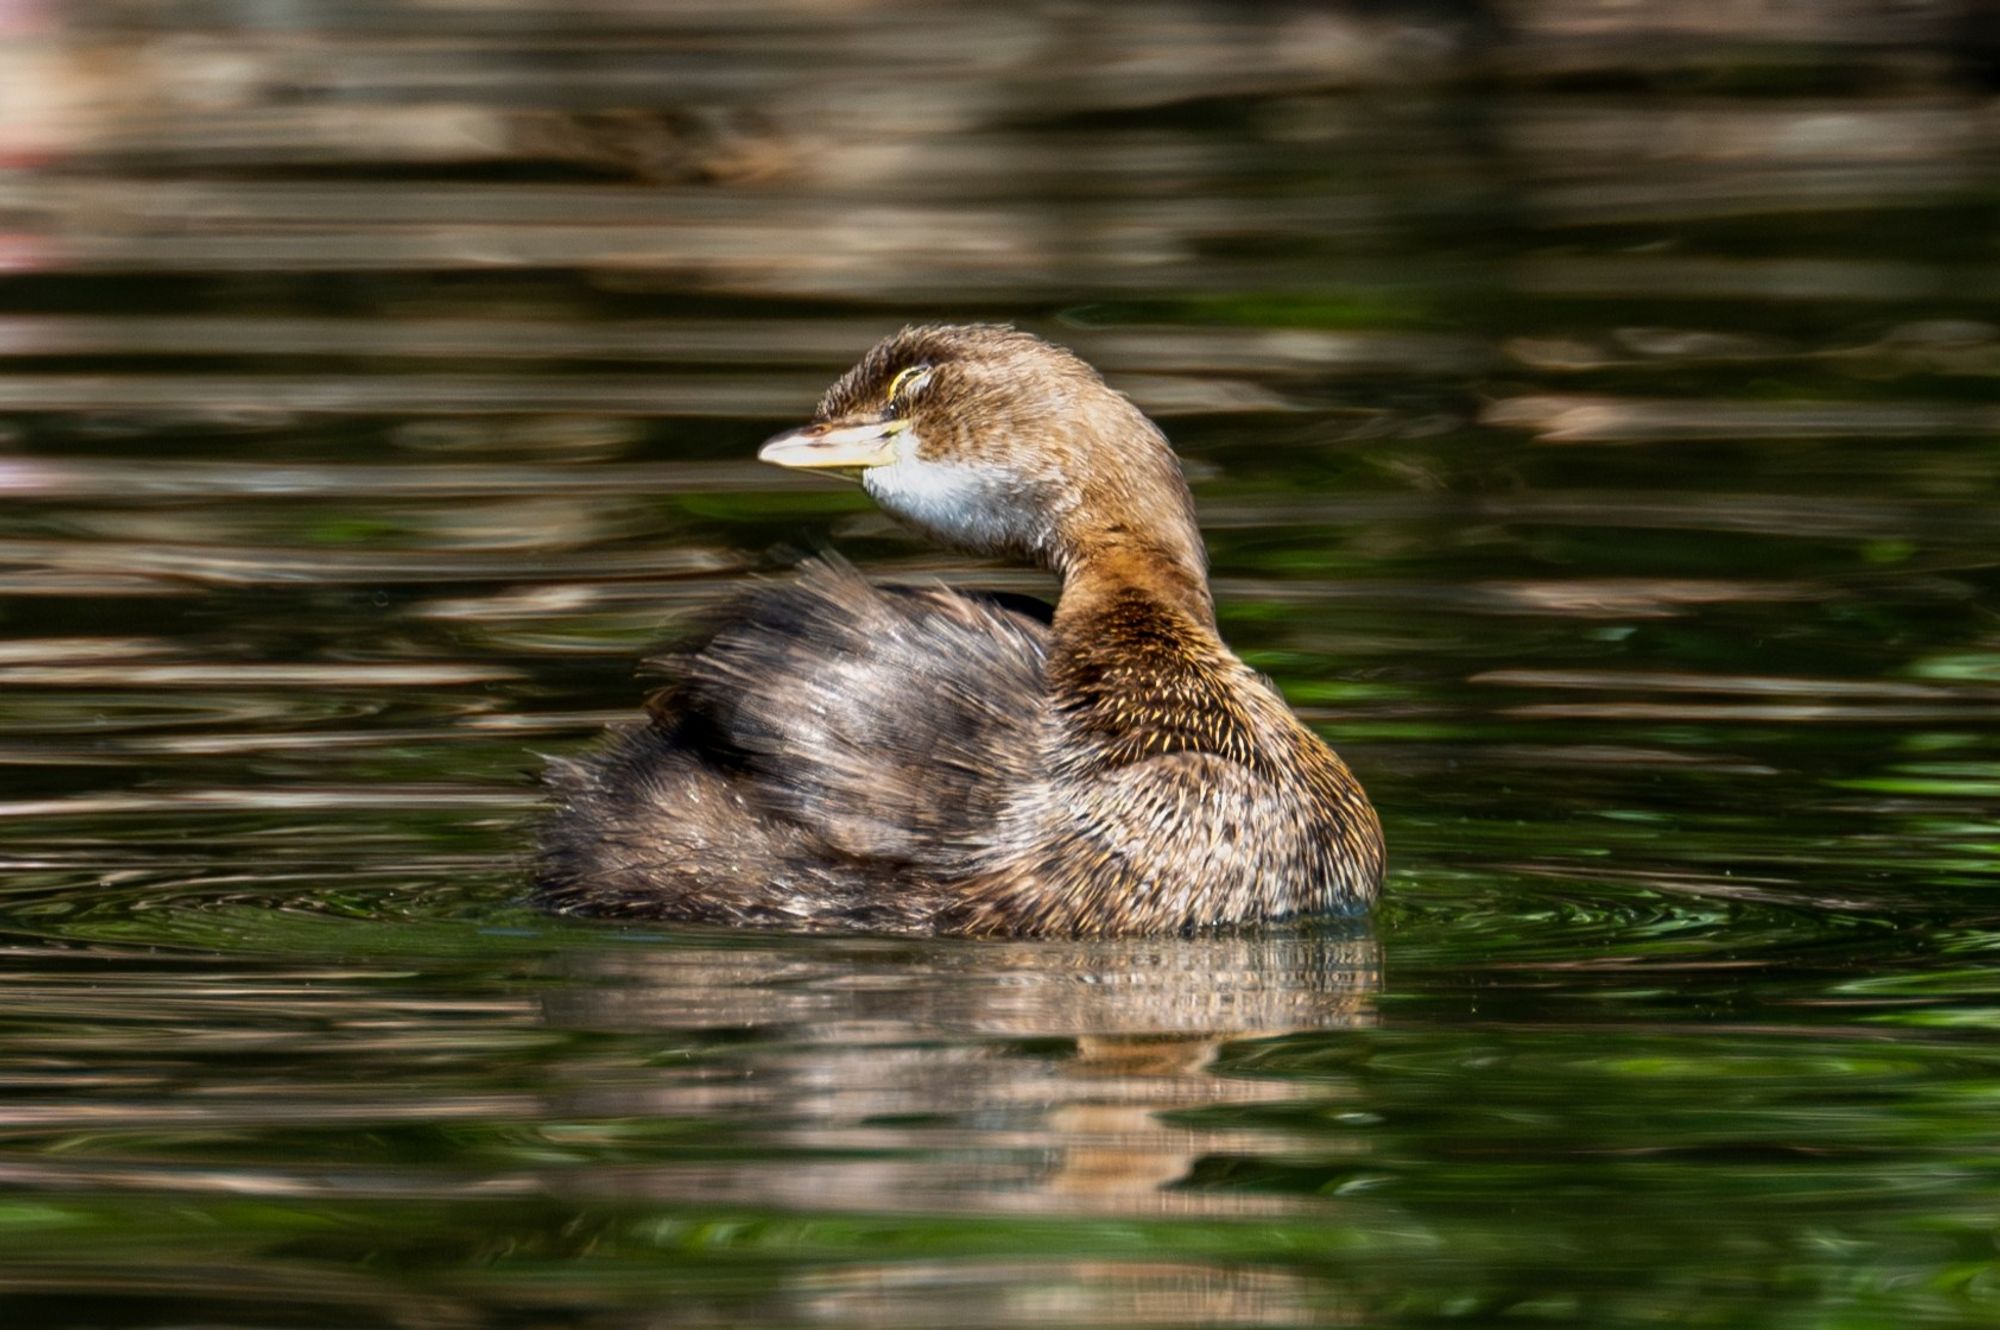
[536,325,1383,936]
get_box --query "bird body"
[536,326,1383,936]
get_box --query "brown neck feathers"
[1047,538,1257,772]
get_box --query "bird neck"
[1053,536,1215,636]
[1044,532,1251,771]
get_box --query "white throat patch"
[862,434,1037,556]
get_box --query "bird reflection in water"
[538,925,1380,1217]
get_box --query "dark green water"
[3,3,1999,1326]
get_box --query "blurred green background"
[0,2,1998,1327]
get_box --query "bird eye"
[886,365,933,406]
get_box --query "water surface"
[2,3,1999,1326]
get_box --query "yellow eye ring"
[886,365,933,404]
